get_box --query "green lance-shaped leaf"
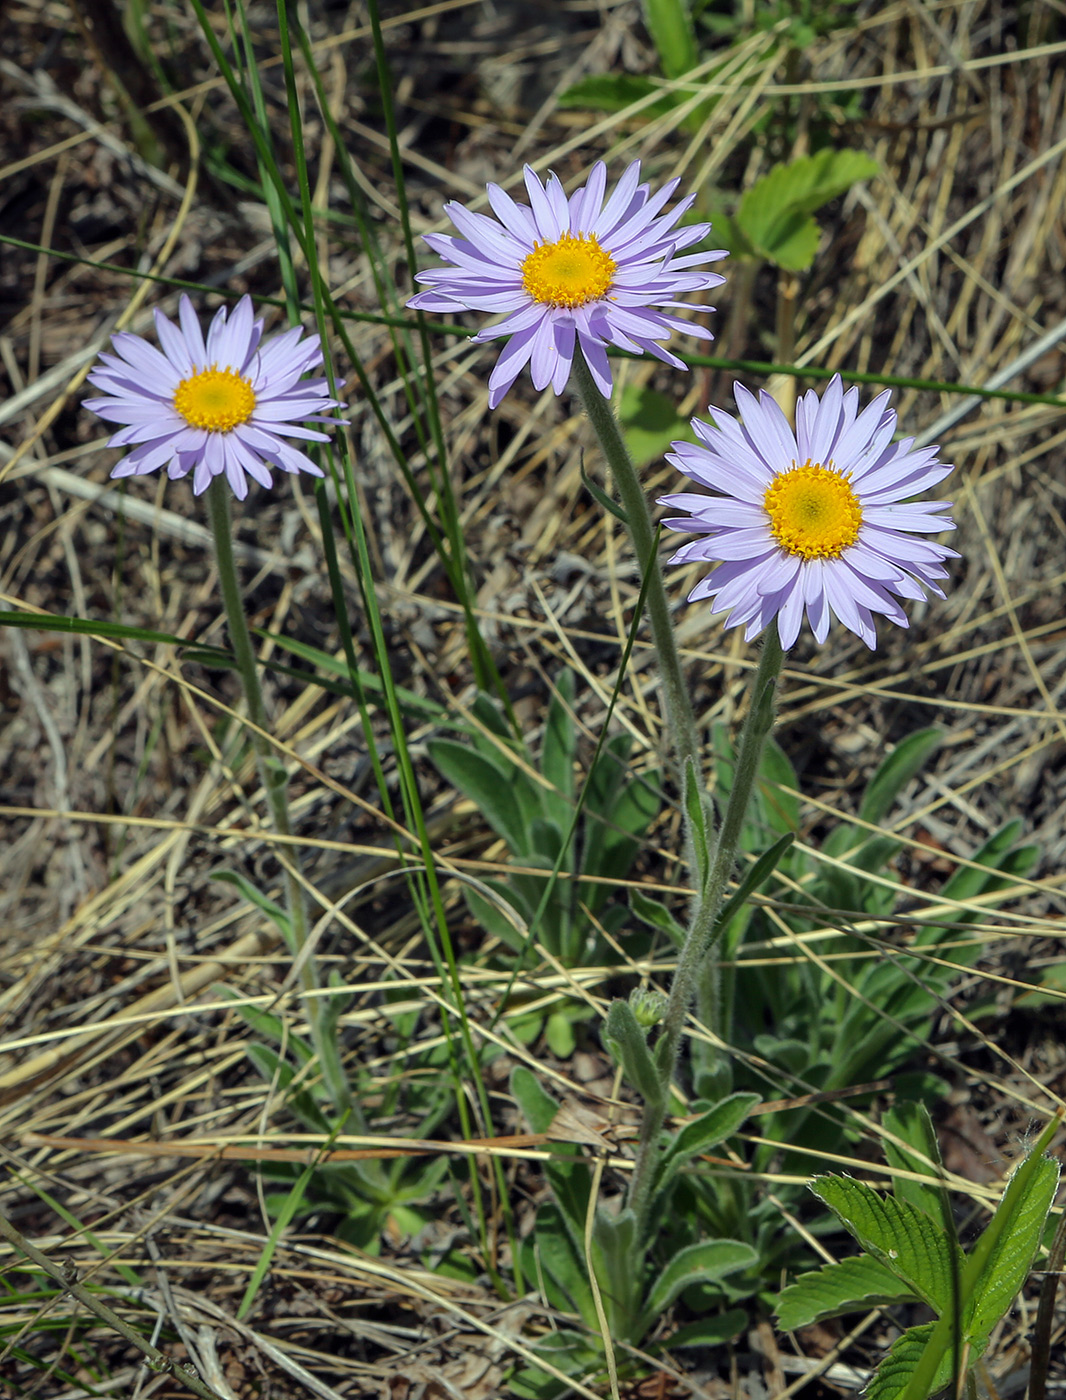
[714,833,794,940]
[510,1065,560,1134]
[961,1120,1062,1349]
[883,1101,954,1232]
[426,739,526,854]
[639,1240,758,1335]
[810,1176,963,1314]
[776,1254,920,1332]
[824,726,942,859]
[654,1093,761,1202]
[735,148,880,272]
[629,887,686,947]
[604,1000,665,1109]
[684,755,712,893]
[640,0,698,78]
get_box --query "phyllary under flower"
[85,295,342,500]
[660,375,958,650]
[407,161,726,408]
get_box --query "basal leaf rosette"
[408,161,727,407]
[660,375,958,650]
[85,295,342,500]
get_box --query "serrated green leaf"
[866,1323,955,1400]
[640,1240,757,1332]
[810,1176,962,1313]
[736,148,880,271]
[426,739,526,852]
[776,1255,918,1331]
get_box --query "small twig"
[0,1209,227,1400]
[1027,1204,1066,1400]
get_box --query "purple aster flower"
[407,161,726,408]
[660,375,958,651]
[84,295,342,500]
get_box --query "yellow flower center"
[521,233,617,308]
[173,366,256,432]
[763,460,863,560]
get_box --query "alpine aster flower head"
[660,375,958,651]
[407,161,726,408]
[84,295,342,500]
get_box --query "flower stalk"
[206,477,351,1115]
[625,622,785,1236]
[571,348,702,781]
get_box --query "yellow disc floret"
[764,460,863,560]
[173,366,256,432]
[521,233,617,308]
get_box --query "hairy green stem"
[572,350,702,781]
[625,624,784,1235]
[206,477,350,1115]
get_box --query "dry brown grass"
[2,0,1066,1394]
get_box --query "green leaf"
[510,1065,559,1134]
[810,1176,963,1313]
[254,628,445,718]
[581,457,628,524]
[619,383,693,468]
[641,0,698,77]
[0,608,221,650]
[542,671,576,810]
[531,1203,598,1325]
[426,739,527,853]
[858,726,943,829]
[882,1101,953,1231]
[824,726,941,859]
[866,1323,954,1400]
[545,1009,576,1058]
[736,148,880,271]
[656,1311,747,1349]
[629,887,686,947]
[558,73,674,118]
[685,756,711,892]
[210,868,292,950]
[661,1093,760,1179]
[715,834,794,939]
[961,1121,1061,1350]
[776,1255,919,1331]
[604,1000,664,1108]
[640,1240,758,1332]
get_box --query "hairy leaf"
[776,1254,918,1331]
[810,1176,962,1313]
